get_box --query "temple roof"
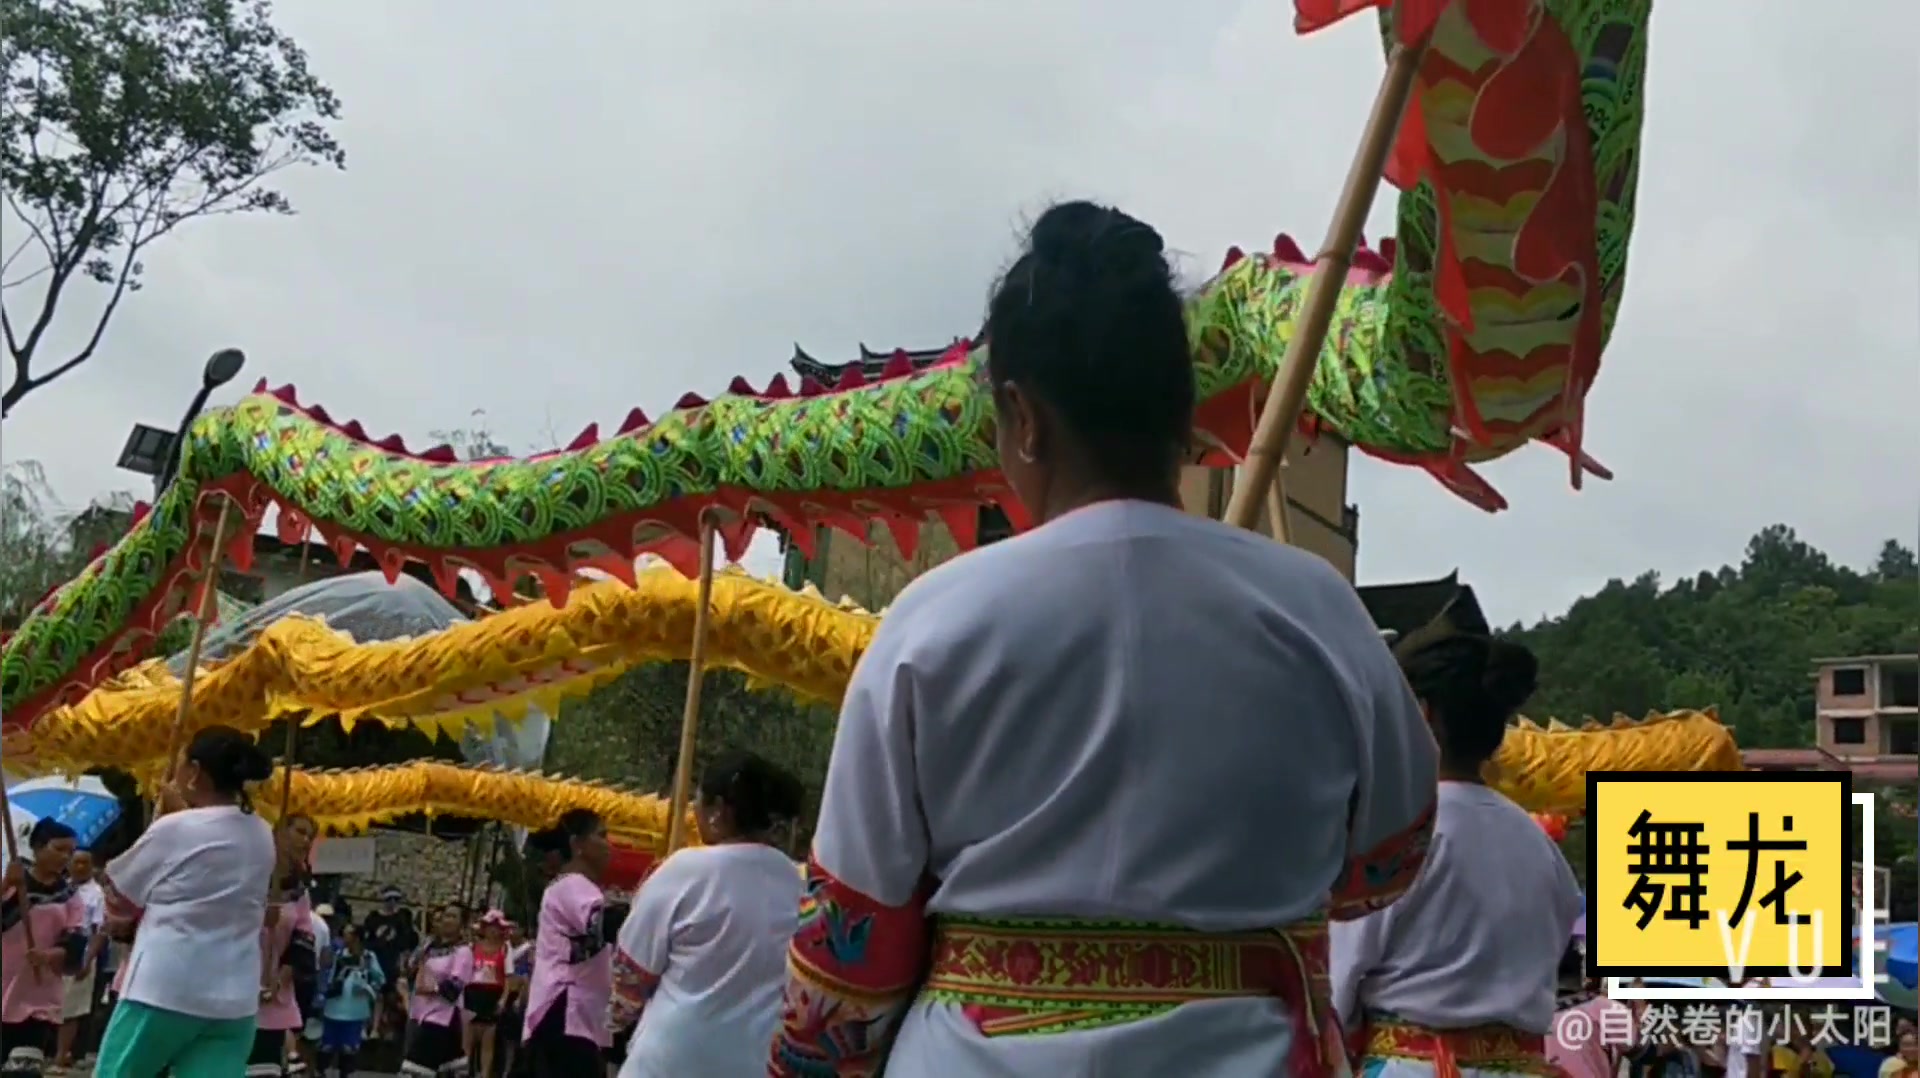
[1357,572,1488,641]
[789,332,979,383]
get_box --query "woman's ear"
[995,381,1043,464]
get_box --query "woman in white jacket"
[608,752,806,1077]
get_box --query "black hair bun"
[701,750,805,832]
[236,743,274,783]
[1479,639,1540,715]
[1027,201,1168,285]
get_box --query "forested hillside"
[1510,525,1919,749]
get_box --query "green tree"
[0,459,137,622]
[1514,528,1918,746]
[0,0,344,415]
[1876,540,1919,582]
[1514,527,1919,882]
[543,662,836,850]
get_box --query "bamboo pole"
[1224,33,1430,532]
[278,721,298,821]
[163,500,238,786]
[1265,470,1293,545]
[276,526,314,823]
[664,514,719,854]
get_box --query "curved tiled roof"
[789,333,979,383]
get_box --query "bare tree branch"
[0,0,345,418]
[15,188,163,402]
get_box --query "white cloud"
[3,0,1913,626]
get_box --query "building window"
[1830,718,1867,745]
[1831,667,1868,697]
[1885,668,1919,708]
[1892,719,1919,757]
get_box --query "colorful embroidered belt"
[1360,1015,1559,1078]
[922,914,1350,1078]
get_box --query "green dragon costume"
[0,0,1652,739]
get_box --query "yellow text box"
[1587,773,1852,979]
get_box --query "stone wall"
[333,828,485,908]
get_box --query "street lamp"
[116,348,246,496]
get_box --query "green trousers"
[95,1000,256,1078]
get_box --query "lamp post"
[116,349,245,497]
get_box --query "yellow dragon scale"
[256,762,683,847]
[9,564,1738,816]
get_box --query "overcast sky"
[2,1,1913,626]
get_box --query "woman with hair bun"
[768,201,1439,1077]
[520,808,613,1076]
[608,751,806,1076]
[92,724,279,1076]
[2,818,85,1074]
[1332,623,1581,1078]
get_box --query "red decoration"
[1532,812,1569,842]
[602,841,658,892]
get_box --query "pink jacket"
[1,876,83,1024]
[256,891,313,1032]
[409,942,474,1028]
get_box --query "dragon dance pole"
[277,721,298,823]
[664,513,719,854]
[277,527,315,823]
[1265,477,1293,545]
[1224,29,1430,532]
[163,500,237,786]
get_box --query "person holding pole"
[608,751,805,1077]
[1329,624,1579,1078]
[91,725,278,1078]
[767,201,1439,1077]
[2,819,85,1075]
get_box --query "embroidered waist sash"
[921,914,1349,1078]
[1360,1015,1560,1078]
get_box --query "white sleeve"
[1329,911,1394,1029]
[811,615,930,905]
[1330,639,1440,921]
[102,816,178,908]
[616,857,683,977]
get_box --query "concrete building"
[1743,655,1920,783]
[1813,653,1920,761]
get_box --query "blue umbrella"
[6,774,121,850]
[1883,922,1917,991]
